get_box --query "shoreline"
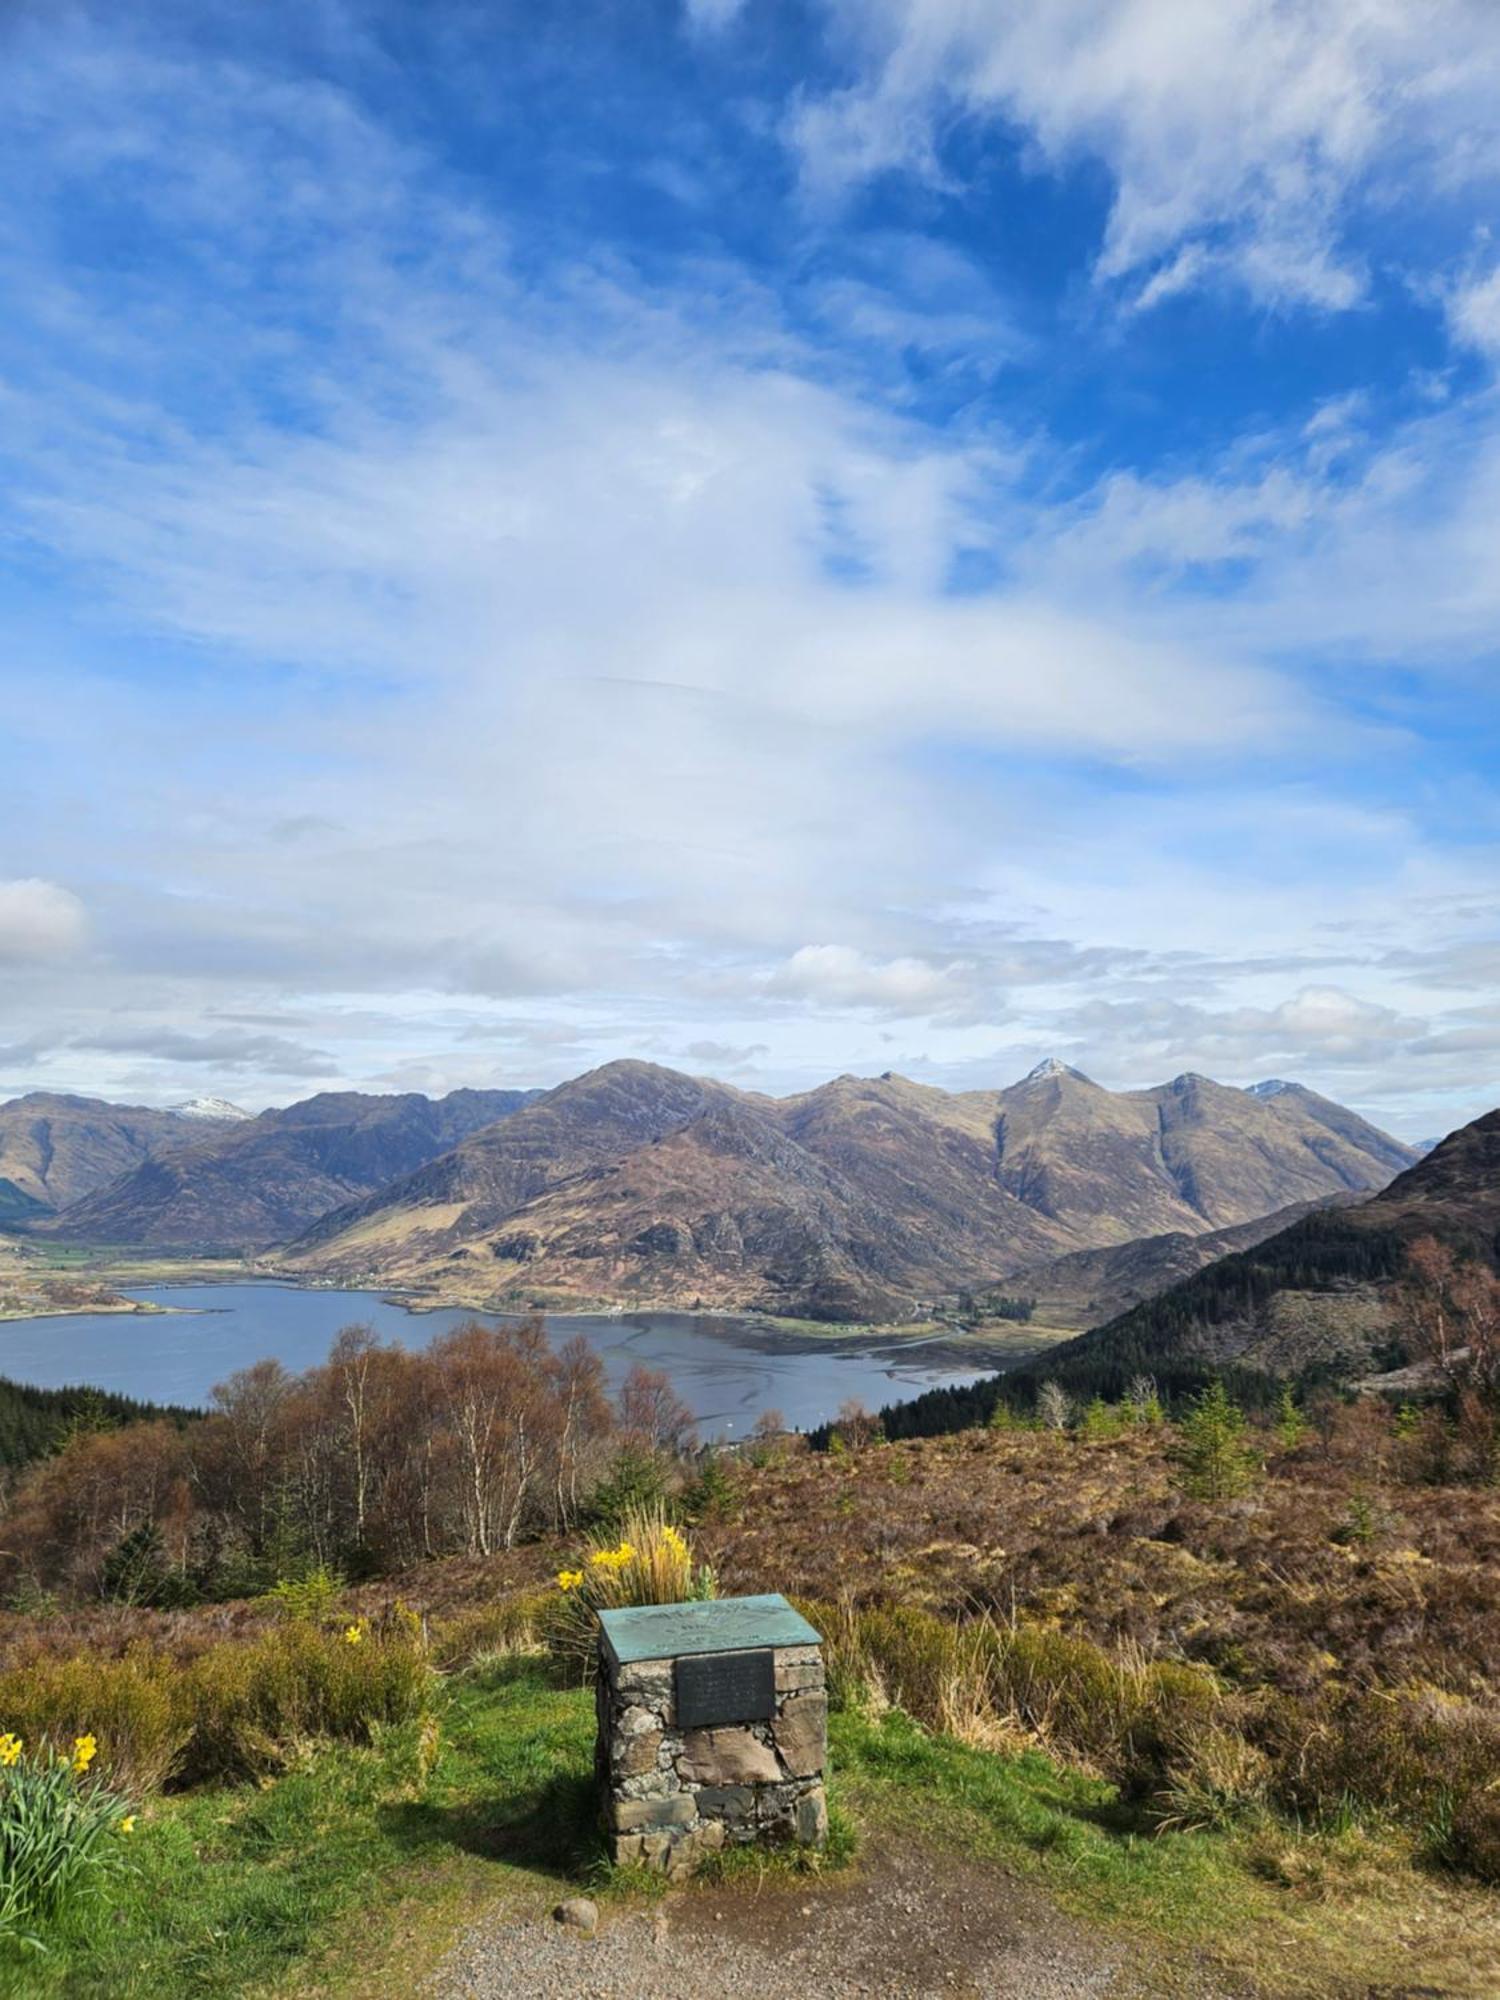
[1,1262,1063,1370]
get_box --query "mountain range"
[40,1089,539,1249]
[9,1061,1422,1321]
[277,1059,1417,1319]
[0,1093,245,1223]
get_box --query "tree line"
[0,1319,698,1605]
[843,1227,1499,1461]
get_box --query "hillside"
[281,1058,1418,1320]
[999,1191,1366,1331]
[880,1107,1500,1431]
[0,1092,238,1219]
[44,1087,540,1250]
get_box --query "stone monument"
[596,1592,827,1877]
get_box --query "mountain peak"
[1019,1057,1092,1086]
[174,1096,252,1122]
[1246,1079,1298,1099]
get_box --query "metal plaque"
[675,1647,776,1730]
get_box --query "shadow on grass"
[378,1769,607,1884]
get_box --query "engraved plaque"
[675,1647,775,1729]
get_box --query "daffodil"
[71,1734,98,1776]
[343,1622,365,1645]
[0,1734,21,1768]
[119,1815,136,1835]
[556,1569,585,1592]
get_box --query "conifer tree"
[1175,1381,1260,1500]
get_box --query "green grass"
[4,1666,1494,1999]
[830,1706,1262,1935]
[0,1663,599,1998]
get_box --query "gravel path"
[427,1837,1245,2000]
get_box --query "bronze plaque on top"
[675,1646,775,1729]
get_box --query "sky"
[2,0,1499,1141]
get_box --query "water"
[0,1283,992,1439]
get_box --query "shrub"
[0,1648,188,1795]
[1439,1788,1500,1885]
[264,1563,345,1624]
[807,1597,1221,1793]
[0,1618,434,1795]
[586,1446,667,1528]
[180,1618,434,1783]
[429,1590,553,1673]
[0,1731,134,1950]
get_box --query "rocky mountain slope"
[44,1088,540,1249]
[280,1058,1419,1319]
[982,1107,1500,1405]
[0,1093,239,1221]
[998,1192,1367,1332]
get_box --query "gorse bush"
[0,1616,434,1795]
[0,1649,187,1797]
[0,1729,134,1951]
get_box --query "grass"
[2,1653,1495,1998]
[0,1662,598,1998]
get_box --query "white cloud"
[683,0,747,30]
[1448,260,1500,353]
[791,0,1500,309]
[766,945,987,1022]
[0,880,87,963]
[0,7,1494,1144]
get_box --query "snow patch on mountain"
[174,1096,252,1122]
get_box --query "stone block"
[611,1717,664,1779]
[616,1766,675,1799]
[614,1658,673,1710]
[775,1661,826,1692]
[609,1792,698,1832]
[773,1645,821,1668]
[795,1784,829,1846]
[692,1784,754,1818]
[771,1691,827,1778]
[678,1726,781,1786]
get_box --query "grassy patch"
[830,1707,1500,1999]
[0,1662,598,1998]
[3,1659,1495,1998]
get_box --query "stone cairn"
[596,1595,828,1879]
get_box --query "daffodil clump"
[549,1507,715,1672]
[0,1728,136,1949]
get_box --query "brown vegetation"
[0,1318,689,1599]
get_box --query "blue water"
[0,1283,990,1439]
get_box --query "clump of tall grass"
[0,1729,134,1951]
[428,1589,554,1673]
[547,1507,715,1675]
[0,1612,434,1794]
[806,1597,1220,1793]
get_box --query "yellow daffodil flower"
[0,1734,21,1768]
[343,1623,365,1645]
[71,1734,98,1776]
[119,1815,136,1835]
[556,1569,585,1591]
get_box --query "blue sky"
[2,0,1500,1138]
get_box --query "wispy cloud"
[0,2,1494,1138]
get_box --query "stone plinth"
[596,1593,827,1878]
